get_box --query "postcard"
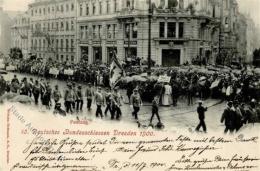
[0,0,260,170]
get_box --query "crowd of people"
[1,57,260,133]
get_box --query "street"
[2,71,253,133]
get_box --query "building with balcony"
[76,0,221,66]
[11,12,30,58]
[28,0,77,63]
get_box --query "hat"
[133,89,138,92]
[198,100,203,104]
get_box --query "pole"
[147,0,152,75]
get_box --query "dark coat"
[197,106,207,120]
[221,107,236,127]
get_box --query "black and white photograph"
[0,0,260,171]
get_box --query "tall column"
[176,22,179,38]
[164,22,167,38]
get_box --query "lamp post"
[147,0,152,75]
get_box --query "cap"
[198,100,203,104]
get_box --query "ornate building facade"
[76,0,221,66]
[28,0,77,63]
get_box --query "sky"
[1,0,260,26]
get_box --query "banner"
[110,56,124,88]
[6,65,17,71]
[64,69,74,76]
[158,75,171,83]
[49,68,59,75]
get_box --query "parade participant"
[39,79,46,104]
[75,85,84,112]
[20,77,30,96]
[64,83,74,114]
[233,101,243,132]
[10,78,19,93]
[221,101,236,134]
[162,83,172,106]
[246,100,258,124]
[11,75,19,85]
[113,87,123,120]
[0,75,6,96]
[52,85,62,108]
[130,89,142,120]
[71,82,77,110]
[5,81,11,93]
[187,81,194,106]
[85,83,94,111]
[195,100,207,133]
[32,80,41,105]
[94,87,104,118]
[104,88,112,117]
[28,78,34,97]
[42,82,52,109]
[149,96,161,126]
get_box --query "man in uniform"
[94,87,104,118]
[195,100,207,133]
[130,89,142,120]
[85,83,94,111]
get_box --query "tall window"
[125,24,130,39]
[93,3,96,15]
[79,4,83,16]
[80,26,84,39]
[61,39,64,51]
[93,25,96,39]
[99,1,102,14]
[167,22,176,38]
[114,0,118,12]
[66,21,69,31]
[61,5,64,13]
[160,22,165,38]
[98,25,102,38]
[66,39,69,52]
[179,22,184,38]
[107,25,112,39]
[71,3,74,11]
[85,26,88,39]
[132,23,138,38]
[43,39,45,51]
[71,39,74,51]
[56,39,59,51]
[107,1,110,14]
[71,21,74,30]
[60,21,64,31]
[113,24,117,39]
[56,22,59,31]
[86,4,89,15]
[66,4,69,11]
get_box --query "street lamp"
[147,0,152,75]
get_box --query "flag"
[109,54,124,89]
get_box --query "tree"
[9,47,23,60]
